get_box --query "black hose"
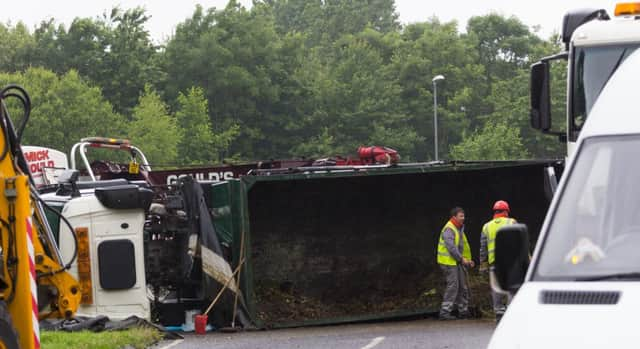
[34,195,78,277]
[0,86,33,181]
[0,217,17,303]
[0,103,12,163]
[0,84,31,144]
[0,85,77,279]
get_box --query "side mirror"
[57,170,79,184]
[530,61,551,132]
[56,170,80,197]
[491,223,530,294]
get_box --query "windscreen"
[535,136,640,280]
[572,44,639,135]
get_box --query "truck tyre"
[0,301,20,349]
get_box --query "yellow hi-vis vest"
[483,217,517,265]
[437,220,471,266]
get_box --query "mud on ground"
[254,268,494,326]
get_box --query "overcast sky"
[3,0,617,42]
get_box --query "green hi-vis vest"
[437,220,471,266]
[483,217,517,265]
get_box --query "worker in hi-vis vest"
[480,200,516,322]
[437,207,474,320]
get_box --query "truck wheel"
[0,301,19,349]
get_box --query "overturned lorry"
[211,160,562,327]
[33,138,562,328]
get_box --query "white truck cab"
[489,5,640,348]
[530,4,640,158]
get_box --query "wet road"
[153,319,495,349]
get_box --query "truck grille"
[540,290,620,305]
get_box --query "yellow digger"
[0,85,81,349]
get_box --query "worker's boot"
[457,310,472,319]
[439,313,457,321]
[495,305,506,323]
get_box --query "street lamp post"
[432,75,445,161]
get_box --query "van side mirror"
[492,223,530,294]
[530,61,551,132]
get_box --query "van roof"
[580,48,640,140]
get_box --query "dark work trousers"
[490,266,511,317]
[440,264,469,317]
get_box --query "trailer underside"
[246,163,558,326]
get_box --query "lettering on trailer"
[166,171,235,185]
[145,161,310,186]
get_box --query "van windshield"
[535,135,640,280]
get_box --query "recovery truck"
[0,85,81,349]
[489,3,640,347]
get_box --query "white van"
[488,47,640,348]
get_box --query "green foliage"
[391,18,485,160]
[175,87,239,164]
[0,3,569,163]
[0,22,35,72]
[101,7,160,114]
[0,67,125,152]
[466,14,541,91]
[293,127,337,158]
[450,121,530,160]
[19,7,158,114]
[128,86,180,166]
[269,0,400,46]
[176,87,215,165]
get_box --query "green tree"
[0,7,570,163]
[128,86,180,165]
[466,14,542,94]
[392,19,485,160]
[0,67,125,152]
[175,87,239,164]
[176,87,214,164]
[26,8,159,114]
[163,2,306,159]
[268,0,400,46]
[0,22,35,72]
[293,127,337,158]
[101,7,160,114]
[42,18,109,78]
[478,33,566,159]
[449,121,529,160]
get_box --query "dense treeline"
[0,0,567,165]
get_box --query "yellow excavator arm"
[0,85,80,349]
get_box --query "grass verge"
[41,327,163,349]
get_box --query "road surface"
[153,319,495,349]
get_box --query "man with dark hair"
[437,207,474,320]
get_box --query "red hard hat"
[493,200,510,212]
